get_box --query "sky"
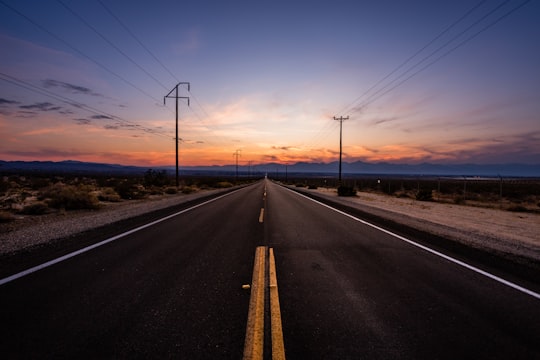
[1,0,539,167]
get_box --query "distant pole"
[333,116,349,183]
[233,149,241,182]
[164,82,190,187]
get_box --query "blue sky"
[1,0,539,166]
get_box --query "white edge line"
[285,187,540,300]
[0,188,244,286]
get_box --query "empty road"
[1,179,539,359]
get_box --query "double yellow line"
[243,246,285,360]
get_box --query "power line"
[358,0,510,110]
[96,0,180,84]
[0,72,172,139]
[300,1,497,161]
[0,0,162,104]
[336,0,490,116]
[336,0,525,116]
[348,0,532,114]
[56,0,170,92]
[93,0,223,146]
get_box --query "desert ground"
[307,187,539,262]
[1,183,538,263]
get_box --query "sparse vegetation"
[42,184,100,210]
[2,170,538,224]
[284,175,540,213]
[0,170,261,226]
[215,181,233,188]
[144,169,170,187]
[181,186,196,194]
[97,187,122,202]
[113,180,147,200]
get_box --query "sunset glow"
[1,1,539,168]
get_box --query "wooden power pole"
[333,116,349,183]
[164,82,190,187]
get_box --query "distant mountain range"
[0,160,539,177]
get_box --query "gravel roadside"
[298,187,540,263]
[0,188,230,255]
[1,184,539,265]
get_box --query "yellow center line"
[269,248,286,360]
[243,246,266,360]
[243,247,286,360]
[259,208,265,223]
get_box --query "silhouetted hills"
[254,161,539,177]
[0,160,142,175]
[0,160,538,177]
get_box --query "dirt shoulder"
[0,188,231,255]
[296,187,540,263]
[2,183,539,264]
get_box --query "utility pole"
[233,149,241,182]
[333,116,349,183]
[164,82,190,187]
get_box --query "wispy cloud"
[42,79,103,97]
[74,118,92,125]
[18,102,62,112]
[271,146,293,151]
[91,114,114,120]
[0,98,20,115]
[367,116,401,127]
[0,98,20,106]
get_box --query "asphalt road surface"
[1,179,539,359]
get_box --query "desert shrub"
[97,187,121,202]
[146,186,164,195]
[215,181,233,188]
[338,185,356,196]
[114,180,146,200]
[416,189,433,202]
[0,211,15,223]
[295,183,306,187]
[144,169,169,187]
[181,186,195,194]
[43,184,100,210]
[307,184,318,189]
[396,192,411,199]
[20,202,49,215]
[165,187,178,194]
